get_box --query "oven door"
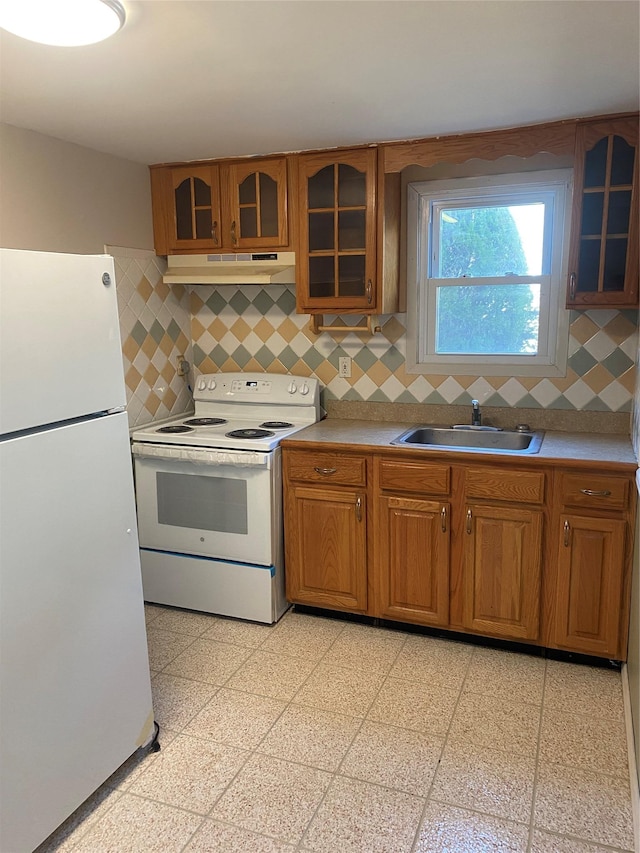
[132,443,278,565]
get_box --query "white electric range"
[131,372,322,623]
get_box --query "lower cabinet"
[377,496,450,626]
[462,504,542,641]
[554,513,627,658]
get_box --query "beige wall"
[0,123,153,254]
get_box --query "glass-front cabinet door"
[163,165,221,252]
[223,158,288,249]
[297,148,377,312]
[567,117,638,308]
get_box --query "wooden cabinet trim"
[465,467,545,504]
[378,458,450,496]
[285,450,367,487]
[560,473,629,511]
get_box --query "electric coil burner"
[131,372,323,624]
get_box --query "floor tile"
[463,647,546,705]
[319,622,405,673]
[183,819,296,851]
[162,638,251,684]
[544,661,625,720]
[340,720,443,796]
[34,786,122,853]
[293,663,385,717]
[414,802,529,852]
[539,708,629,777]
[150,673,218,731]
[259,612,345,660]
[226,649,317,700]
[367,676,459,734]
[148,607,217,636]
[389,634,472,691]
[534,762,635,850]
[128,733,248,814]
[210,753,332,845]
[145,627,196,671]
[302,774,424,853]
[202,616,276,648]
[71,792,204,852]
[144,604,163,626]
[257,703,361,771]
[184,688,286,749]
[447,691,541,757]
[530,828,631,852]
[431,741,536,822]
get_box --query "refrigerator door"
[0,412,153,853]
[0,249,127,435]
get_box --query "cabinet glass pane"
[338,210,366,250]
[259,174,278,237]
[584,137,608,188]
[239,175,256,205]
[338,255,366,297]
[603,238,627,291]
[195,209,212,240]
[607,190,631,234]
[309,212,334,251]
[338,164,366,206]
[578,240,601,291]
[175,180,193,240]
[308,166,335,209]
[581,193,604,236]
[193,178,211,207]
[611,136,636,185]
[240,207,258,239]
[309,256,335,298]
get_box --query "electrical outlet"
[339,356,352,378]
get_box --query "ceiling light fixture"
[0,0,125,47]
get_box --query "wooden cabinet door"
[554,514,626,657]
[297,148,377,313]
[164,165,222,253]
[463,504,542,640]
[567,117,639,308]
[377,496,449,626]
[222,158,288,250]
[285,485,367,612]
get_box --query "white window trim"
[406,170,573,377]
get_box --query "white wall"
[0,123,153,254]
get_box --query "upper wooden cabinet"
[296,148,378,314]
[567,116,639,308]
[150,157,290,255]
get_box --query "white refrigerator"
[0,249,155,853]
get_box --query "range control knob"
[197,378,207,390]
[208,379,217,390]
[300,381,309,395]
[287,381,297,394]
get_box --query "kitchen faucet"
[471,399,481,426]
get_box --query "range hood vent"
[163,252,296,285]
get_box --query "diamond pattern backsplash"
[190,285,636,413]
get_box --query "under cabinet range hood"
[163,252,296,285]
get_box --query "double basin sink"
[391,425,544,455]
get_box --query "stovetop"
[132,372,322,452]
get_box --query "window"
[406,170,573,376]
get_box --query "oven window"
[156,472,248,534]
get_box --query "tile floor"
[37,606,637,853]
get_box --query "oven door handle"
[131,442,271,467]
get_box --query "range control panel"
[193,372,320,408]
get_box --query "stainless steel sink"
[391,425,544,454]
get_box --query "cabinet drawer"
[465,467,545,504]
[285,450,366,486]
[560,473,629,511]
[378,459,450,496]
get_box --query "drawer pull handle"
[580,488,611,497]
[212,220,218,244]
[313,466,337,475]
[563,519,571,547]
[231,220,237,245]
[569,271,577,300]
[366,279,373,304]
[441,505,447,533]
[466,508,472,534]
[356,495,362,522]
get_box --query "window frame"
[406,170,573,377]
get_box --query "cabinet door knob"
[355,495,362,522]
[441,505,447,533]
[466,508,472,534]
[313,466,337,475]
[563,519,571,547]
[569,272,577,300]
[580,488,611,497]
